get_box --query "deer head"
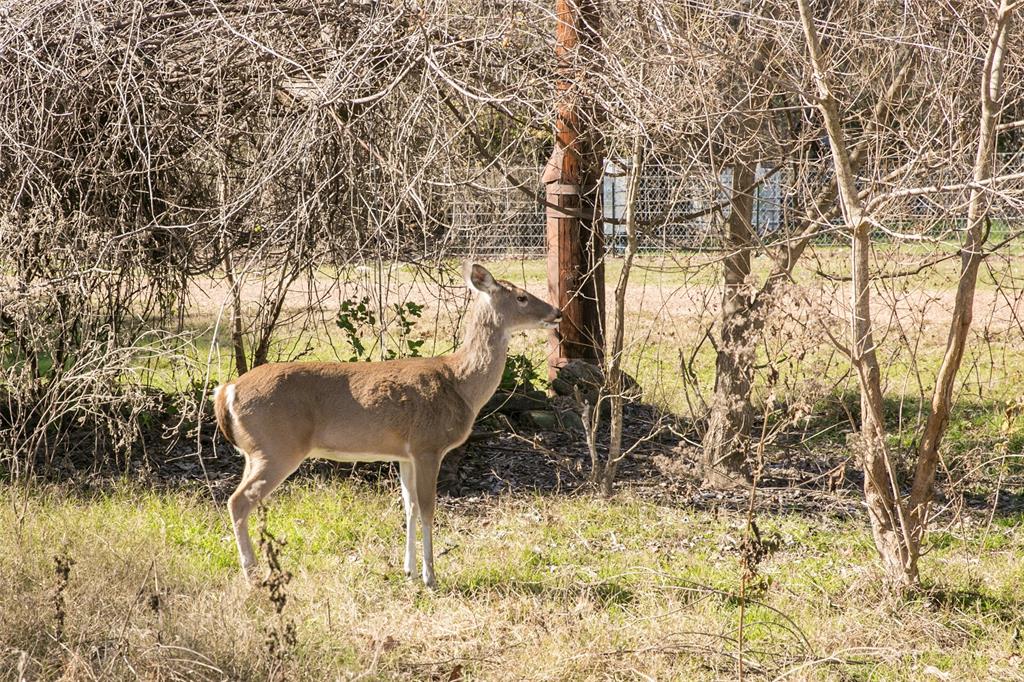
[465,263,562,331]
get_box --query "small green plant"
[386,301,425,360]
[336,296,425,361]
[336,296,376,361]
[500,353,539,392]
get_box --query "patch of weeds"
[555,497,674,547]
[992,512,1024,528]
[457,565,506,594]
[928,530,957,550]
[52,546,74,641]
[455,565,547,597]
[780,519,875,560]
[258,522,297,677]
[918,651,957,672]
[390,301,425,358]
[981,532,1011,551]
[731,603,790,643]
[500,353,540,392]
[719,520,780,605]
[411,588,436,611]
[520,546,547,570]
[336,296,425,361]
[139,494,235,577]
[772,555,847,596]
[336,296,375,360]
[921,585,1022,624]
[657,555,737,594]
[267,483,398,561]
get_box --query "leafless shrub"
[0,303,163,477]
[0,0,560,472]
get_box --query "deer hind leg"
[228,449,301,580]
[399,461,419,579]
[414,456,442,589]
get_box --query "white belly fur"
[307,448,408,463]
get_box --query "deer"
[212,264,561,588]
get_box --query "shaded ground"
[103,392,1023,528]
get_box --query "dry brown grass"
[3,481,1022,681]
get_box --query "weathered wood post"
[545,0,606,377]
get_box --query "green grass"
[3,480,1023,680]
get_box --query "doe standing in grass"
[212,264,561,588]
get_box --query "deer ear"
[466,263,500,294]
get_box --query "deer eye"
[516,295,527,303]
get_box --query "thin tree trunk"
[222,240,247,377]
[217,152,247,378]
[703,153,757,487]
[907,1,1013,551]
[797,0,914,587]
[250,264,304,369]
[603,134,644,497]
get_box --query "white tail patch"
[225,384,237,420]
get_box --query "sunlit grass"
[3,481,1022,680]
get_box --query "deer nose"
[552,309,563,323]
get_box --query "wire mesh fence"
[447,154,1024,258]
[443,169,548,259]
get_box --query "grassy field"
[4,481,1023,681]
[5,249,1024,680]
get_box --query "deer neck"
[451,299,509,414]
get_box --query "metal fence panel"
[447,156,1021,257]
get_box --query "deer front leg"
[398,461,418,579]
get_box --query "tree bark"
[797,0,914,588]
[703,154,757,487]
[796,0,1014,589]
[545,0,606,376]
